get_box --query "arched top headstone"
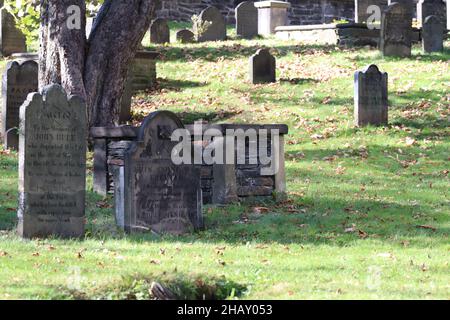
[422,15,444,53]
[176,29,195,43]
[150,18,170,44]
[196,6,227,42]
[236,1,258,39]
[249,49,276,84]
[380,2,412,57]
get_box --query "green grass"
[0,27,449,299]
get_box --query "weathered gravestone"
[255,1,291,35]
[236,1,259,39]
[175,29,195,43]
[120,111,203,235]
[380,3,412,57]
[354,64,388,127]
[387,0,413,22]
[195,7,227,42]
[1,60,38,150]
[0,7,27,56]
[249,49,276,84]
[150,18,170,44]
[18,84,87,239]
[417,0,446,27]
[355,0,388,24]
[422,15,444,52]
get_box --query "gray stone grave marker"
[195,7,227,42]
[249,49,276,84]
[422,15,444,53]
[236,1,259,39]
[0,8,26,56]
[150,18,170,44]
[380,3,412,57]
[417,0,446,27]
[175,29,195,43]
[1,60,38,150]
[354,64,388,127]
[122,111,203,235]
[18,84,87,239]
[355,0,388,24]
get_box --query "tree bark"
[39,0,156,128]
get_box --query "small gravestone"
[422,15,444,53]
[417,0,446,27]
[0,8,27,56]
[380,3,412,57]
[236,1,258,39]
[354,65,388,127]
[249,49,276,84]
[150,18,170,44]
[18,84,87,239]
[1,60,38,150]
[122,111,203,235]
[176,29,195,43]
[355,0,388,24]
[195,7,227,42]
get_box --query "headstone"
[175,29,195,43]
[249,49,276,84]
[387,0,413,23]
[255,1,291,35]
[422,15,444,52]
[195,7,227,42]
[380,3,412,57]
[236,1,259,39]
[417,0,446,27]
[0,8,27,56]
[355,0,388,24]
[1,60,38,150]
[150,18,170,44]
[122,111,203,235]
[18,84,87,239]
[354,64,388,127]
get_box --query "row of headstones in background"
[18,84,87,238]
[0,7,26,56]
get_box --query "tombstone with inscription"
[422,15,444,53]
[355,0,388,24]
[236,1,259,39]
[150,18,170,44]
[354,65,388,127]
[175,29,195,43]
[417,0,446,27]
[119,111,203,235]
[1,60,38,150]
[249,49,276,84]
[380,3,412,57]
[0,8,26,56]
[195,7,227,42]
[18,84,87,239]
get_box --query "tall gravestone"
[249,49,276,84]
[236,1,259,39]
[122,111,203,235]
[195,7,227,42]
[354,0,388,23]
[380,3,412,57]
[150,18,170,44]
[422,15,444,53]
[0,8,26,56]
[18,85,87,239]
[176,29,195,43]
[354,65,388,127]
[417,0,446,27]
[1,60,38,150]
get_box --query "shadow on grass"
[157,78,208,91]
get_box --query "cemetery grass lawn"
[0,32,449,299]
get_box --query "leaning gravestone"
[122,111,203,235]
[176,29,195,43]
[417,0,446,26]
[354,64,388,127]
[236,1,258,39]
[1,60,38,150]
[0,7,27,56]
[249,49,276,84]
[150,18,170,44]
[195,7,227,42]
[18,84,87,239]
[422,15,444,53]
[380,3,412,57]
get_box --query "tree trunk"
[39,0,156,128]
